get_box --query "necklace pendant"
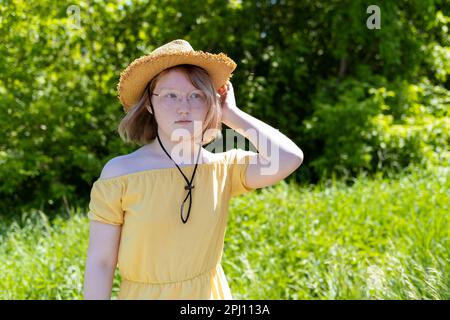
[180,203,189,223]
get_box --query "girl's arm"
[219,81,303,190]
[83,221,122,300]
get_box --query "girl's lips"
[175,120,192,123]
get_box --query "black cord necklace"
[146,84,203,224]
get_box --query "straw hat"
[117,39,237,112]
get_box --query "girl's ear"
[146,104,153,115]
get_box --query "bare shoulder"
[99,155,129,180]
[99,150,154,179]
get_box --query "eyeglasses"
[151,88,207,109]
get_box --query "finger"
[219,86,227,96]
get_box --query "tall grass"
[0,165,448,299]
[224,165,449,299]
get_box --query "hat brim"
[117,51,237,112]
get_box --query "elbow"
[292,157,303,172]
[296,149,304,167]
[291,149,304,170]
[282,150,303,174]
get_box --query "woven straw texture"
[117,39,237,112]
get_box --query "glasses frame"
[151,89,208,109]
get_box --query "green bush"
[303,75,449,182]
[0,1,449,215]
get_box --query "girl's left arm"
[219,81,304,190]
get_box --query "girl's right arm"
[83,220,122,300]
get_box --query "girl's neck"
[140,137,207,165]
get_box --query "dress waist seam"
[122,264,220,286]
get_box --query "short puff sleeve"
[88,179,124,225]
[229,148,258,197]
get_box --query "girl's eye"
[166,93,178,99]
[191,93,204,99]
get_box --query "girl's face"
[150,69,209,143]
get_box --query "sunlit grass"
[224,165,449,299]
[0,165,448,299]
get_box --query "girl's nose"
[177,101,190,113]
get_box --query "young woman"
[83,39,303,300]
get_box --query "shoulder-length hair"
[117,64,222,146]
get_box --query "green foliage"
[304,75,450,181]
[0,165,448,299]
[0,0,449,214]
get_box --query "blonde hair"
[117,64,222,146]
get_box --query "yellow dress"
[87,148,257,300]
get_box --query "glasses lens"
[189,90,206,108]
[157,89,207,108]
[158,89,178,107]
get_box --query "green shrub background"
[1,1,449,215]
